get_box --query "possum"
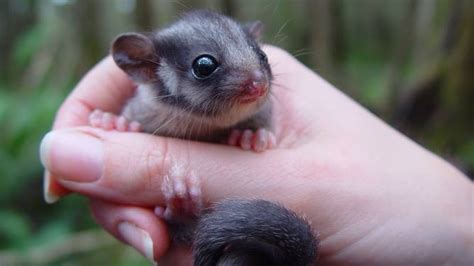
[89,10,317,266]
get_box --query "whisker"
[272,19,292,45]
[151,108,180,135]
[186,105,199,140]
[149,93,176,101]
[173,0,189,10]
[271,81,291,91]
[292,51,314,58]
[144,58,160,65]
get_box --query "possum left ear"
[111,33,158,83]
[244,21,264,41]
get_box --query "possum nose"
[250,70,266,90]
[245,70,267,95]
[251,79,267,92]
[251,69,264,81]
[237,71,268,104]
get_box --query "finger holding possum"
[45,56,136,202]
[39,127,302,207]
[89,199,170,263]
[53,56,135,129]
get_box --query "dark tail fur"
[193,199,318,266]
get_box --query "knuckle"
[101,136,171,196]
[141,137,171,192]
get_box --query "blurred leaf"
[27,219,71,249]
[0,88,64,203]
[459,140,474,168]
[12,23,49,70]
[0,210,31,249]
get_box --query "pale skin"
[40,46,473,265]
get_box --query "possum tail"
[193,199,318,266]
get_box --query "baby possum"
[89,10,317,266]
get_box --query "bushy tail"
[193,199,318,266]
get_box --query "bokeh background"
[0,0,472,265]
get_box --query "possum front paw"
[227,128,276,152]
[89,109,141,132]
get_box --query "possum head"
[112,10,272,127]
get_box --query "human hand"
[40,46,473,265]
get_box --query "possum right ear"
[112,33,158,82]
[244,21,264,42]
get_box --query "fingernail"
[40,130,103,182]
[43,171,71,204]
[118,222,155,263]
[43,171,60,204]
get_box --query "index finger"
[53,56,135,129]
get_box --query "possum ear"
[244,21,264,41]
[112,33,158,82]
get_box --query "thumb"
[39,127,288,206]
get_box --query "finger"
[90,199,170,263]
[43,171,70,203]
[54,56,135,129]
[39,127,307,208]
[46,56,135,202]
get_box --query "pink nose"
[241,70,267,99]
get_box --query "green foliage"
[12,23,49,72]
[460,140,474,168]
[0,88,63,202]
[345,51,389,108]
[0,230,150,265]
[0,210,31,249]
[0,87,100,255]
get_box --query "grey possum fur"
[116,10,272,140]
[111,10,317,266]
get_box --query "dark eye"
[192,55,218,79]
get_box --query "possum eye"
[192,55,218,79]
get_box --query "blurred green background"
[0,0,472,265]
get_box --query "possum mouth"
[237,91,268,105]
[236,84,269,104]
